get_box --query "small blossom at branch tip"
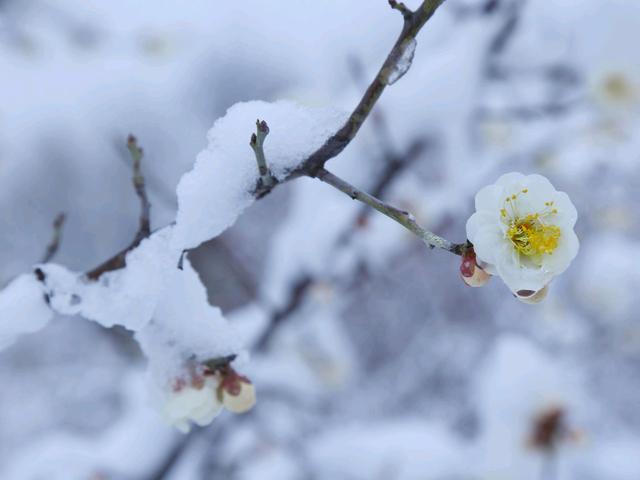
[161,362,255,432]
[220,379,256,414]
[466,172,579,298]
[161,375,223,434]
[460,248,490,287]
[217,367,256,414]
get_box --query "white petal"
[541,229,579,274]
[470,225,507,266]
[522,174,556,198]
[496,254,552,293]
[551,191,578,229]
[495,172,527,189]
[474,184,505,213]
[466,211,499,240]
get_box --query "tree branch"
[316,168,465,255]
[254,0,447,197]
[49,0,451,283]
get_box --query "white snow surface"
[0,273,53,350]
[38,226,179,331]
[173,100,348,251]
[136,257,244,388]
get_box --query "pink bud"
[460,248,490,287]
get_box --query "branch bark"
[254,0,447,197]
[316,168,465,254]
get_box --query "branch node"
[250,119,276,188]
[388,0,413,20]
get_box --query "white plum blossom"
[161,365,257,432]
[161,376,223,434]
[466,172,579,296]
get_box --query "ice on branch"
[37,227,179,331]
[0,273,53,350]
[173,100,347,251]
[385,39,416,85]
[466,173,579,298]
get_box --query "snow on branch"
[0,0,583,437]
[172,101,348,251]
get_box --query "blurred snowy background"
[1,0,639,478]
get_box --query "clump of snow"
[0,273,53,350]
[136,257,244,387]
[38,227,179,331]
[386,38,417,85]
[172,100,347,251]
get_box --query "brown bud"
[528,405,565,451]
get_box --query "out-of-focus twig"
[41,212,66,264]
[254,275,314,352]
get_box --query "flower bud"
[221,379,256,413]
[217,368,256,414]
[460,248,490,287]
[516,285,549,304]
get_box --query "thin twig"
[316,168,464,254]
[128,134,151,241]
[250,120,275,188]
[85,135,153,280]
[41,212,66,264]
[254,275,314,352]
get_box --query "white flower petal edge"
[466,172,579,295]
[162,377,223,433]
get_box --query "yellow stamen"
[507,213,561,256]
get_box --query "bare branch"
[86,135,153,280]
[40,212,66,264]
[250,119,275,188]
[128,134,151,241]
[316,168,465,255]
[254,0,447,197]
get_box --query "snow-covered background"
[1,0,639,478]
